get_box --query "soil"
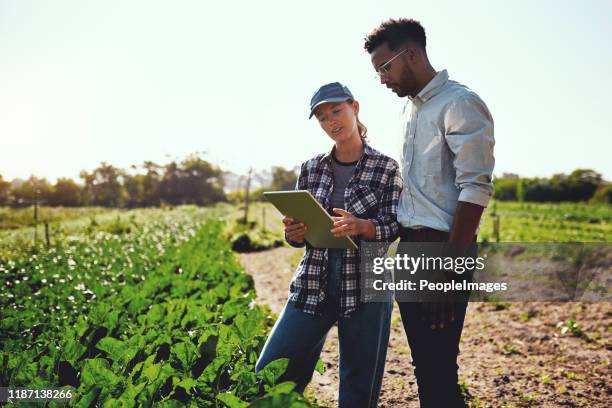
[240,247,611,408]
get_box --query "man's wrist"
[358,219,376,240]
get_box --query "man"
[364,18,495,408]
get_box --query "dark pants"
[397,227,472,408]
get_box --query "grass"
[229,202,286,235]
[0,204,232,261]
[223,202,286,252]
[519,310,535,322]
[0,206,113,230]
[480,201,611,242]
[3,200,609,248]
[539,373,552,385]
[494,341,520,355]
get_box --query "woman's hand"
[330,208,376,240]
[283,216,308,243]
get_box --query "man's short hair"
[364,18,427,53]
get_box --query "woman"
[255,82,402,408]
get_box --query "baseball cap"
[309,82,355,119]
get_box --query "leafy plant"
[558,319,584,337]
[1,210,313,407]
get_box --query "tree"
[565,169,603,201]
[80,163,127,207]
[0,174,10,205]
[181,155,226,205]
[141,161,162,206]
[493,177,519,201]
[270,166,298,191]
[159,161,183,205]
[521,169,603,202]
[590,184,612,204]
[158,154,226,206]
[123,173,145,208]
[11,176,52,205]
[49,178,82,206]
[494,169,605,202]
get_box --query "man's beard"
[396,66,417,98]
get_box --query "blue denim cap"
[309,82,355,119]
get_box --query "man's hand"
[419,201,483,330]
[448,201,484,243]
[421,302,457,330]
[283,216,307,243]
[330,208,376,240]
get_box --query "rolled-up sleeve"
[444,95,495,207]
[367,159,403,242]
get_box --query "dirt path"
[240,247,611,407]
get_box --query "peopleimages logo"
[372,278,508,293]
[372,253,487,275]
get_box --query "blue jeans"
[255,249,392,408]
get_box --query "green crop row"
[479,201,611,242]
[1,216,313,407]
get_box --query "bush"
[590,184,612,204]
[229,222,284,253]
[494,169,606,203]
[493,178,520,201]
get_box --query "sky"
[1,0,611,184]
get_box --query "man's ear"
[352,100,360,116]
[406,46,423,63]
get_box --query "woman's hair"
[356,116,368,142]
[348,100,368,142]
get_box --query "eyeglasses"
[374,48,407,79]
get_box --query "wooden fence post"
[45,221,50,249]
[491,201,500,243]
[262,207,266,232]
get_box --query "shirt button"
[319,290,325,301]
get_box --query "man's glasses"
[375,48,407,79]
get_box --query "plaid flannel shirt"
[286,143,403,317]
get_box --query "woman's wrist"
[285,232,305,247]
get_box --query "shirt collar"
[409,69,449,106]
[320,142,372,165]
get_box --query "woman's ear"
[351,100,360,116]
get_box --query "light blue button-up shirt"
[398,69,495,231]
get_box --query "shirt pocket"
[417,133,444,175]
[422,174,445,201]
[347,183,380,218]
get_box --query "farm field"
[232,200,612,243]
[478,201,611,242]
[239,201,611,407]
[0,205,315,407]
[1,200,610,407]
